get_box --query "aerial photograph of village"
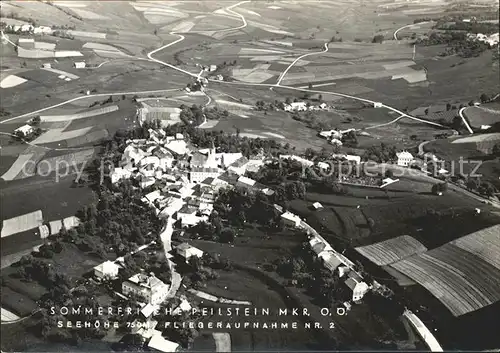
[0,0,499,351]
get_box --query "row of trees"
[416,31,493,58]
[179,104,205,126]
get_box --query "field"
[390,225,500,317]
[1,242,102,318]
[181,224,410,349]
[424,137,500,189]
[463,105,500,128]
[354,235,428,266]
[290,179,498,250]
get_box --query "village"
[67,115,455,352]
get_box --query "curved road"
[276,42,329,85]
[458,107,474,134]
[393,21,432,40]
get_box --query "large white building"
[14,124,34,137]
[284,102,307,112]
[281,211,301,228]
[189,145,221,182]
[122,273,170,305]
[396,151,414,167]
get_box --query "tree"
[219,228,235,243]
[285,97,291,105]
[308,83,313,89]
[318,94,323,102]
[446,103,451,111]
[492,144,500,158]
[372,34,384,43]
[424,108,429,115]
[32,116,41,126]
[480,93,490,103]
[385,169,394,178]
[432,182,448,195]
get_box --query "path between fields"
[393,21,432,40]
[276,42,329,85]
[458,107,474,134]
[3,14,445,132]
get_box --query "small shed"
[74,61,86,68]
[312,202,323,210]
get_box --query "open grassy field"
[424,137,500,189]
[463,105,500,128]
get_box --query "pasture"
[390,225,500,317]
[463,106,500,128]
[424,138,500,188]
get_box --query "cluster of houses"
[92,238,204,352]
[283,101,329,112]
[3,24,53,35]
[468,32,499,47]
[108,129,271,229]
[277,207,372,305]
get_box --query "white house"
[122,273,170,305]
[344,271,370,302]
[284,102,307,112]
[176,243,204,261]
[14,124,34,137]
[237,175,257,188]
[110,167,133,184]
[178,213,208,227]
[209,64,217,72]
[281,211,301,228]
[165,139,188,156]
[319,130,342,140]
[189,167,221,183]
[148,333,180,352]
[42,63,51,69]
[172,298,192,315]
[317,161,330,171]
[396,151,414,167]
[74,62,86,68]
[373,102,383,108]
[94,261,121,280]
[279,155,314,167]
[330,138,343,146]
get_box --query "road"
[276,42,329,85]
[403,309,443,352]
[393,21,432,40]
[458,107,475,134]
[418,140,431,155]
[159,217,182,300]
